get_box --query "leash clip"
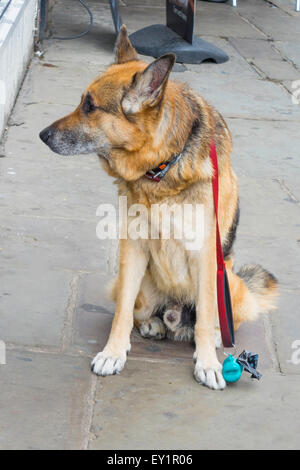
[223,344,237,358]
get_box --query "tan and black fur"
[40,26,278,389]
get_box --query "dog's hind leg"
[139,316,166,340]
[134,271,167,340]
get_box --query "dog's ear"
[115,24,138,64]
[122,54,176,114]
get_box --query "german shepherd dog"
[40,26,278,389]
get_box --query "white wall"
[0,0,38,139]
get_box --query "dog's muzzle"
[39,124,91,155]
[39,123,107,156]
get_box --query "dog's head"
[39,26,175,173]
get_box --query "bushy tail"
[227,263,279,329]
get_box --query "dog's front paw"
[193,353,226,390]
[91,347,129,376]
[139,317,166,340]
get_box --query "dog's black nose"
[39,127,53,144]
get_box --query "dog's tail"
[227,262,279,329]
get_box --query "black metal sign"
[166,0,195,44]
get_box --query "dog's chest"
[139,203,204,297]
[148,238,192,296]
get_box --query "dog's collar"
[145,152,183,182]
[144,118,199,182]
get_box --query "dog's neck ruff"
[144,118,199,182]
[144,152,183,182]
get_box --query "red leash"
[209,140,235,348]
[144,137,235,348]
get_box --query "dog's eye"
[82,94,96,114]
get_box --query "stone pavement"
[0,0,300,450]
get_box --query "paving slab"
[233,178,300,290]
[18,58,105,107]
[228,117,300,203]
[228,118,300,177]
[0,267,71,348]
[268,0,300,17]
[0,138,116,220]
[193,2,264,39]
[229,37,282,61]
[235,177,299,241]
[251,58,299,80]
[235,230,300,291]
[0,350,93,450]
[0,165,115,221]
[237,0,300,42]
[274,41,300,69]
[90,360,300,450]
[72,271,114,355]
[0,213,110,272]
[42,34,115,67]
[178,72,299,120]
[2,101,117,222]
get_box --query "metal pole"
[109,0,123,35]
[39,0,48,40]
[0,0,13,21]
[232,0,237,7]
